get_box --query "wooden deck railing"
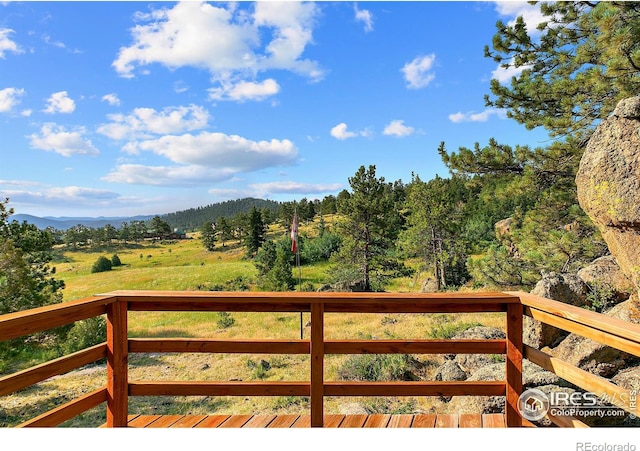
[0,290,638,428]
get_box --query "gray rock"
[576,96,640,292]
[577,255,633,303]
[434,360,467,382]
[612,365,640,392]
[531,271,588,307]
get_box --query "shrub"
[337,354,417,382]
[584,281,617,313]
[427,315,482,339]
[111,254,122,267]
[91,256,112,273]
[215,311,235,329]
[63,316,107,354]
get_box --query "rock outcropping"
[576,96,640,294]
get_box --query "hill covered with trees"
[162,197,281,231]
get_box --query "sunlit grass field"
[1,218,505,427]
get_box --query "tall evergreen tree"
[401,174,471,290]
[200,221,217,251]
[330,165,406,292]
[245,206,266,257]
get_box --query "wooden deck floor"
[118,413,507,428]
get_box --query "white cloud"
[383,120,414,137]
[98,104,210,140]
[0,28,21,58]
[1,186,119,203]
[43,91,75,114]
[113,1,323,88]
[103,164,235,186]
[42,34,65,49]
[0,87,25,112]
[330,122,370,140]
[105,131,299,187]
[494,1,548,35]
[130,132,297,170]
[402,54,436,89]
[354,4,374,33]
[208,78,280,102]
[249,181,342,195]
[448,108,506,123]
[101,93,121,106]
[489,2,546,85]
[29,123,99,157]
[491,59,531,85]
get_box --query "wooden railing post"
[310,302,324,427]
[106,298,128,427]
[505,301,523,427]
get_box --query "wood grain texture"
[0,343,106,397]
[324,381,505,397]
[506,302,523,427]
[129,338,309,354]
[525,306,640,357]
[310,301,324,427]
[324,339,506,355]
[459,413,482,428]
[106,299,128,427]
[128,381,310,397]
[19,388,107,428]
[513,291,640,345]
[0,296,114,341]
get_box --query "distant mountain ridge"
[9,214,155,231]
[10,197,282,231]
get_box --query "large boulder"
[530,271,588,307]
[577,255,633,303]
[443,326,506,375]
[524,272,587,348]
[576,97,640,293]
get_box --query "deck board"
[291,415,311,428]
[219,414,252,428]
[436,414,459,428]
[339,414,368,428]
[482,413,506,428]
[363,414,391,428]
[146,415,184,428]
[171,415,207,428]
[194,414,230,428]
[128,415,161,428]
[267,414,300,428]
[459,413,482,428]
[387,414,414,428]
[243,415,277,428]
[411,414,436,428]
[323,414,345,428]
[118,413,511,428]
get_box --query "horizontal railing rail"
[2,289,636,428]
[511,291,640,428]
[0,290,522,428]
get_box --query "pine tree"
[330,165,407,292]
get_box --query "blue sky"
[0,1,552,218]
